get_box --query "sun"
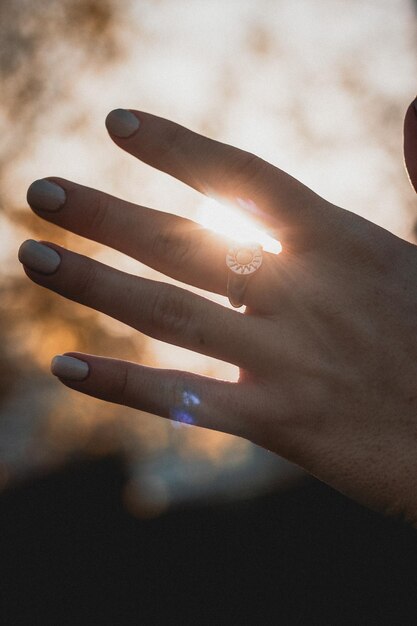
[196,196,282,254]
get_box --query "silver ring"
[226,242,263,308]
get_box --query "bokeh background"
[1,1,417,623]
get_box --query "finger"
[404,97,417,193]
[105,109,332,244]
[50,352,250,438]
[18,240,258,369]
[27,177,231,296]
[26,177,280,308]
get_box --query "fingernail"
[413,96,417,115]
[18,239,61,274]
[27,179,66,212]
[105,109,140,138]
[51,355,89,381]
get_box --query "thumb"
[404,97,417,193]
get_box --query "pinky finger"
[50,352,247,438]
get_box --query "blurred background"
[1,0,417,623]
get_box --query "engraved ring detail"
[226,242,263,308]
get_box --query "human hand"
[18,100,417,523]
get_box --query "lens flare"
[196,196,281,254]
[170,389,201,428]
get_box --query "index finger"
[105,108,331,244]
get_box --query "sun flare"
[196,197,282,254]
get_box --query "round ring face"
[226,243,263,275]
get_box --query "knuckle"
[116,362,131,401]
[84,192,111,236]
[169,371,186,411]
[222,151,269,191]
[76,262,99,301]
[151,221,199,271]
[149,286,194,340]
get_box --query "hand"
[18,101,417,523]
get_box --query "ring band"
[226,242,263,308]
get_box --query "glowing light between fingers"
[196,197,282,254]
[170,390,201,428]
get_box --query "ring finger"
[18,239,264,369]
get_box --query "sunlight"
[196,196,282,254]
[4,0,413,513]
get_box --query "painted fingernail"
[18,239,61,274]
[413,96,417,115]
[27,179,66,212]
[51,355,89,381]
[105,109,140,138]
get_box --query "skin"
[20,99,417,524]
